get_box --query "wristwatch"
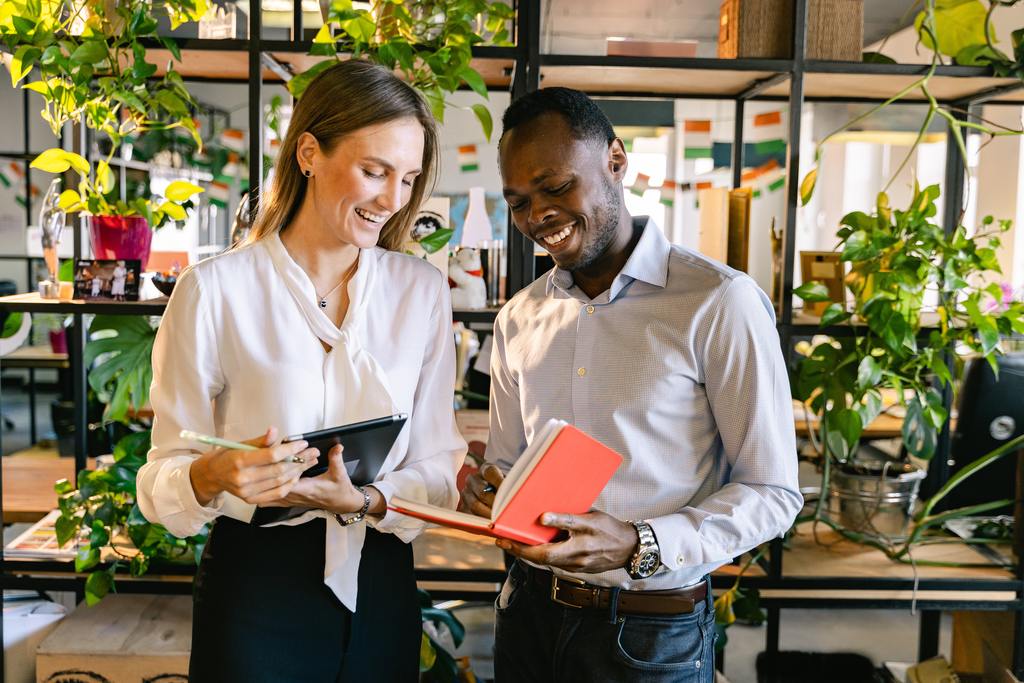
[626,520,661,580]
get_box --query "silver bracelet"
[335,486,371,527]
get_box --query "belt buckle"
[550,574,589,609]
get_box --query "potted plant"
[792,184,1024,540]
[2,0,207,148]
[29,148,203,270]
[291,0,515,139]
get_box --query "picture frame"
[73,259,142,302]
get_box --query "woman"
[136,60,466,681]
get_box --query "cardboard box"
[606,38,698,58]
[36,595,191,683]
[718,0,863,61]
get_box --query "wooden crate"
[36,595,191,683]
[719,0,863,61]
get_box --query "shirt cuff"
[180,459,225,521]
[647,509,711,572]
[364,479,423,539]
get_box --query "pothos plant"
[290,0,516,140]
[792,185,1024,547]
[53,430,208,605]
[30,147,204,227]
[2,0,208,147]
[801,0,1024,206]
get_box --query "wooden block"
[951,611,1014,676]
[727,188,753,272]
[718,0,863,61]
[36,594,191,683]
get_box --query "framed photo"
[73,259,142,302]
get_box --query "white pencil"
[179,430,259,451]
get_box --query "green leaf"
[55,513,78,547]
[903,396,938,460]
[95,160,114,194]
[856,355,881,390]
[84,568,113,605]
[59,259,74,282]
[155,90,188,116]
[915,0,989,58]
[158,201,187,221]
[418,227,454,254]
[819,303,851,327]
[470,103,493,141]
[825,408,862,461]
[10,45,40,87]
[1,312,23,338]
[862,51,897,64]
[70,40,108,65]
[313,23,333,43]
[459,66,488,99]
[85,316,157,423]
[955,43,1008,66]
[58,189,81,210]
[800,167,816,206]
[288,59,336,100]
[89,519,110,548]
[54,478,73,495]
[31,148,88,175]
[339,12,375,43]
[164,180,204,202]
[794,281,831,303]
[75,546,100,573]
[159,36,182,62]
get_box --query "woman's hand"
[263,445,386,516]
[189,427,320,506]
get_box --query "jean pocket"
[495,563,527,614]
[612,607,709,672]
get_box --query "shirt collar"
[545,216,669,300]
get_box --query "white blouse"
[137,233,466,610]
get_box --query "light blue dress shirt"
[487,216,803,590]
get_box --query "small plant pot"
[828,460,926,540]
[88,215,153,271]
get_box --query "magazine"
[4,510,80,560]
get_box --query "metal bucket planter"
[828,460,926,540]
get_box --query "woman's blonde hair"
[247,60,438,251]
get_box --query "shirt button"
[677,556,684,564]
[586,305,595,314]
[577,367,586,377]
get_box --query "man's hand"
[459,462,504,517]
[496,510,638,574]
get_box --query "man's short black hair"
[500,87,615,147]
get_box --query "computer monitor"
[935,352,1024,515]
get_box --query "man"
[461,87,802,682]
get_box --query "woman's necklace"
[315,257,358,309]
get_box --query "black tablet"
[284,413,408,484]
[250,413,408,527]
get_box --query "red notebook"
[389,419,622,545]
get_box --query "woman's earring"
[304,169,312,178]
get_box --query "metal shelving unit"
[1,0,1023,676]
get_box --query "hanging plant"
[1,0,209,146]
[289,0,515,140]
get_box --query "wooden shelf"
[1,345,69,370]
[146,43,513,87]
[0,293,168,315]
[539,55,789,98]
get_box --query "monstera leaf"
[84,315,157,422]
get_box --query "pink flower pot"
[88,215,153,270]
[48,328,67,354]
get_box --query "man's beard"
[562,178,621,272]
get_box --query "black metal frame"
[1,0,1023,676]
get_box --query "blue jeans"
[494,562,716,683]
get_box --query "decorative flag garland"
[208,180,230,208]
[458,144,479,173]
[683,120,712,159]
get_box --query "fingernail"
[541,513,553,524]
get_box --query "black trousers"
[189,517,421,682]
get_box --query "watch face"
[635,550,660,577]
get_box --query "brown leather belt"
[523,563,707,616]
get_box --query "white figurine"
[448,247,487,310]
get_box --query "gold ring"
[290,455,305,464]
